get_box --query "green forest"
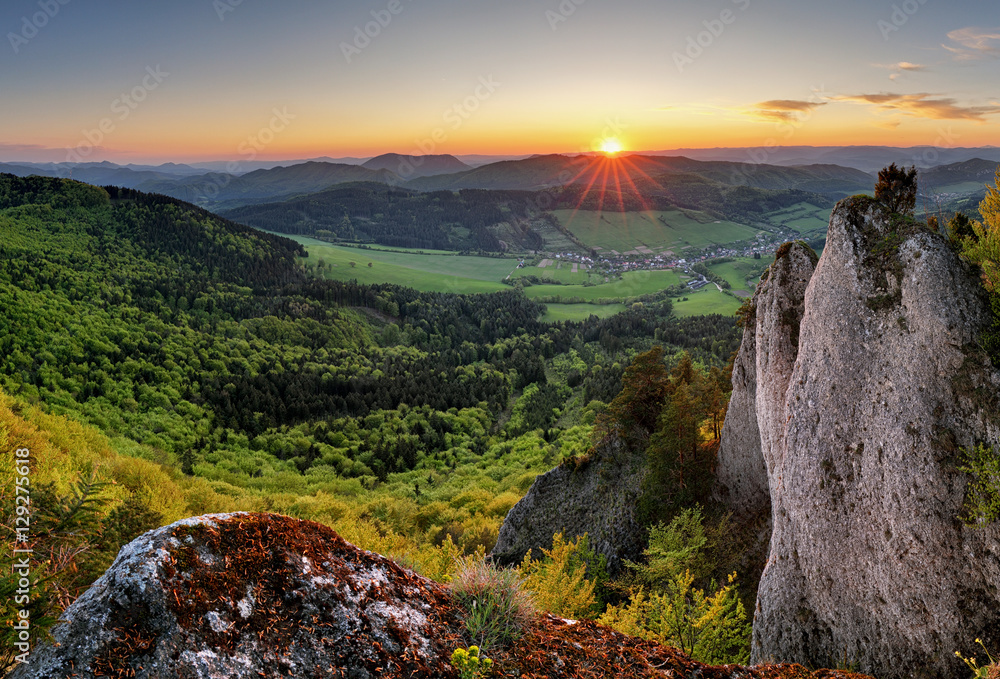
[0,175,750,670]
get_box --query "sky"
[1,0,998,163]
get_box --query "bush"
[451,555,535,652]
[598,571,750,665]
[597,509,751,665]
[519,532,598,619]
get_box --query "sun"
[600,138,624,156]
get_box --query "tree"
[598,510,751,665]
[875,163,918,215]
[948,212,976,244]
[596,346,670,444]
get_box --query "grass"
[299,239,517,293]
[510,261,599,285]
[706,258,767,294]
[765,202,831,236]
[291,233,734,319]
[672,287,743,317]
[540,303,628,323]
[523,270,682,302]
[551,209,757,254]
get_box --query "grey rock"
[715,243,817,599]
[720,198,1000,679]
[10,512,462,679]
[492,439,647,573]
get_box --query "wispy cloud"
[943,26,1000,60]
[836,92,1000,121]
[874,61,928,81]
[747,99,826,123]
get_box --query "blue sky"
[1,0,997,162]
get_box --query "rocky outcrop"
[13,512,875,679]
[715,242,817,603]
[12,512,465,679]
[492,440,647,572]
[718,197,1000,679]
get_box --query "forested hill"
[0,175,305,290]
[220,182,544,252]
[0,175,741,485]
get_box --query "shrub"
[519,532,598,619]
[598,570,750,665]
[451,555,534,652]
[598,509,751,665]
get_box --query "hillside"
[136,161,403,210]
[403,154,873,197]
[220,182,544,251]
[362,152,472,178]
[0,174,770,677]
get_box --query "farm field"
[299,238,516,293]
[509,259,600,285]
[551,208,758,254]
[521,269,682,302]
[672,286,743,317]
[707,257,768,294]
[540,302,628,322]
[766,202,832,235]
[291,236,733,319]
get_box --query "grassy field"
[298,238,517,293]
[551,209,758,254]
[509,260,599,285]
[291,234,736,319]
[540,303,628,322]
[672,286,743,317]
[522,269,682,302]
[707,257,768,294]
[766,202,831,235]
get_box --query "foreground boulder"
[14,512,873,679]
[491,439,648,573]
[718,197,1000,679]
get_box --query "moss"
[865,292,901,312]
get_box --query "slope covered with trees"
[221,182,544,251]
[0,175,753,671]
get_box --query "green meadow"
[540,303,629,322]
[706,257,768,294]
[766,202,831,236]
[522,269,682,302]
[551,208,758,254]
[291,234,737,320]
[672,286,743,317]
[297,238,516,293]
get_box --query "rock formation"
[717,197,1000,679]
[12,511,874,679]
[13,512,465,679]
[714,241,818,599]
[491,440,648,572]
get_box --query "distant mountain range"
[638,146,1000,173]
[1,150,996,215]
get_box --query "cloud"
[748,99,826,123]
[874,61,927,81]
[943,26,1000,60]
[836,92,1000,121]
